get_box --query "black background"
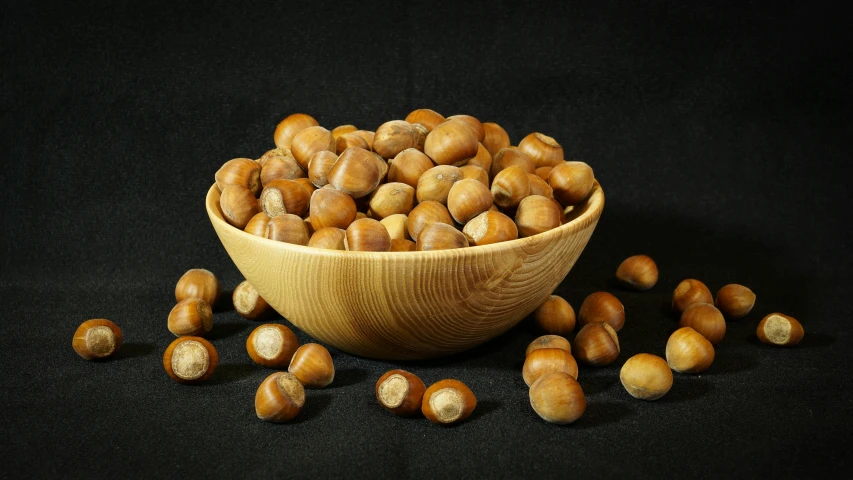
[2,1,852,478]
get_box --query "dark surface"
[2,1,851,478]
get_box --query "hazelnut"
[259,148,305,186]
[535,166,553,181]
[309,188,357,230]
[548,161,594,206]
[168,298,213,337]
[327,146,382,198]
[481,121,511,157]
[491,165,531,208]
[424,120,479,166]
[518,133,565,168]
[391,238,417,252]
[375,369,427,417]
[665,327,715,373]
[260,179,311,217]
[466,143,493,174]
[615,255,659,291]
[578,292,625,332]
[244,212,272,237]
[462,210,518,246]
[388,148,435,188]
[220,184,260,229]
[293,177,317,197]
[232,280,272,320]
[308,227,347,250]
[715,284,756,319]
[335,131,370,154]
[379,214,410,240]
[215,158,262,196]
[757,313,804,347]
[525,335,571,357]
[534,295,576,335]
[373,120,426,159]
[246,324,299,368]
[416,165,461,204]
[529,372,586,424]
[620,353,673,400]
[573,323,620,367]
[368,182,416,219]
[345,218,391,252]
[446,114,485,142]
[352,130,375,150]
[273,113,318,149]
[307,150,339,188]
[405,108,446,132]
[288,343,335,388]
[72,319,123,360]
[255,372,305,423]
[331,124,357,140]
[417,223,469,251]
[515,195,562,237]
[291,126,336,171]
[163,336,218,384]
[679,303,726,345]
[522,348,579,386]
[407,201,454,240]
[459,165,489,187]
[491,147,535,177]
[672,279,713,314]
[175,269,220,306]
[527,173,553,198]
[421,379,477,425]
[447,178,493,224]
[265,213,310,245]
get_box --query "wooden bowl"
[206,183,604,360]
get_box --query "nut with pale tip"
[265,213,310,245]
[72,319,123,360]
[757,313,804,346]
[462,210,518,246]
[163,336,218,384]
[255,372,305,423]
[246,323,299,368]
[376,369,427,417]
[168,298,213,337]
[260,179,311,217]
[421,379,477,425]
[233,280,273,320]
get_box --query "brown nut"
[390,238,417,252]
[255,372,305,423]
[244,212,272,237]
[259,148,304,185]
[288,343,335,388]
[522,348,579,386]
[265,213,310,245]
[525,335,571,357]
[388,148,435,188]
[515,195,562,237]
[379,214,410,240]
[220,184,261,229]
[620,353,673,400]
[679,303,726,345]
[291,125,335,171]
[260,179,311,217]
[405,108,446,132]
[327,147,382,198]
[578,292,625,332]
[309,188,357,230]
[446,114,485,143]
[246,323,299,368]
[345,218,391,252]
[481,121,511,157]
[535,166,553,181]
[72,319,123,360]
[666,327,715,373]
[459,165,489,187]
[616,255,659,291]
[168,298,213,337]
[424,120,479,166]
[233,280,272,320]
[757,313,804,346]
[527,173,554,198]
[307,150,339,188]
[375,369,427,417]
[518,132,564,168]
[331,124,357,140]
[462,210,518,246]
[421,379,477,425]
[216,158,262,196]
[416,165,461,205]
[672,279,713,314]
[417,222,469,251]
[352,130,375,150]
[373,120,426,159]
[466,143,493,174]
[491,165,531,208]
[715,284,756,319]
[549,161,594,207]
[335,131,370,154]
[175,269,220,306]
[308,227,347,250]
[534,295,576,335]
[294,177,316,197]
[163,336,218,384]
[274,113,318,149]
[529,372,586,424]
[573,323,620,367]
[491,147,535,178]
[407,200,454,239]
[368,182,415,219]
[447,178,493,224]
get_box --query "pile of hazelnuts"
[215,110,596,251]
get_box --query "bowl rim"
[206,182,605,258]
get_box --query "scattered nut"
[620,353,673,400]
[376,369,427,417]
[163,336,218,384]
[672,279,713,314]
[421,379,477,425]
[578,291,625,332]
[72,319,123,360]
[679,303,726,345]
[255,372,305,422]
[232,280,273,320]
[246,324,300,368]
[534,295,576,335]
[665,327,714,374]
[288,343,335,388]
[615,255,659,291]
[522,348,579,386]
[525,335,572,357]
[167,298,213,337]
[757,313,804,347]
[573,323,620,367]
[529,372,586,424]
[715,284,756,319]
[175,269,220,306]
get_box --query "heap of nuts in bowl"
[215,110,597,251]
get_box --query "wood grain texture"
[206,183,604,360]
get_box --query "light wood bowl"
[206,183,604,360]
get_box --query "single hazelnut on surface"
[417,222,469,251]
[527,173,554,198]
[244,212,272,237]
[216,158,262,196]
[615,255,659,291]
[291,126,336,171]
[578,292,625,332]
[421,379,477,425]
[459,165,489,187]
[265,213,310,245]
[307,150,339,188]
[665,327,715,373]
[672,279,713,314]
[757,313,804,346]
[175,269,220,306]
[327,147,382,198]
[447,178,493,224]
[526,335,572,357]
[620,353,673,400]
[529,372,586,424]
[407,200,454,239]
[515,195,562,237]
[376,369,427,417]
[518,132,565,168]
[446,114,485,142]
[246,323,299,368]
[259,148,305,186]
[405,108,446,132]
[373,120,426,159]
[308,227,347,250]
[168,298,213,337]
[466,143,493,174]
[255,372,306,423]
[345,218,392,252]
[335,131,370,154]
[535,166,553,181]
[491,165,531,208]
[679,303,726,345]
[481,122,511,157]
[369,182,416,219]
[331,124,357,140]
[274,113,318,149]
[72,319,122,360]
[573,323,620,367]
[424,120,479,166]
[220,184,261,229]
[260,179,311,217]
[309,188,357,230]
[416,165,462,205]
[388,148,435,188]
[548,161,594,206]
[379,214,409,240]
[288,343,335,388]
[163,336,218,384]
[534,295,576,335]
[715,284,756,319]
[233,280,272,320]
[391,238,417,251]
[523,348,579,386]
[462,210,518,246]
[491,147,536,177]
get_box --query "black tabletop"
[2,1,851,478]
